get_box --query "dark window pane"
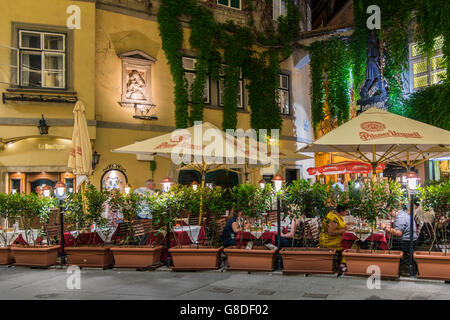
[230,0,240,8]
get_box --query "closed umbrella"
[68,101,92,186]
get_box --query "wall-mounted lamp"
[38,114,49,135]
[92,151,100,170]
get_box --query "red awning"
[307,161,385,176]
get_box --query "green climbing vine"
[158,0,301,132]
[309,0,449,134]
[309,37,351,131]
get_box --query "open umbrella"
[68,101,92,186]
[297,108,450,178]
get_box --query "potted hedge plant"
[10,193,60,267]
[0,193,17,264]
[64,185,113,268]
[169,186,228,271]
[224,184,275,271]
[415,180,450,280]
[109,190,163,268]
[280,180,336,274]
[343,180,404,278]
[147,187,184,266]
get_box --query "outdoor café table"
[235,227,278,246]
[10,230,41,245]
[341,230,388,250]
[147,225,207,262]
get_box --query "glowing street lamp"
[406,171,420,191]
[42,185,52,198]
[259,179,266,190]
[271,174,285,193]
[191,181,198,191]
[161,177,174,193]
[124,183,131,195]
[54,181,66,200]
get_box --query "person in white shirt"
[333,177,345,192]
[134,179,156,219]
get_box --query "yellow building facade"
[0,0,315,194]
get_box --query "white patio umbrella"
[297,108,450,178]
[68,101,92,187]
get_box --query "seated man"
[381,205,418,273]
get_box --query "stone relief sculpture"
[126,69,146,100]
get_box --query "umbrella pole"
[198,162,206,226]
[372,145,377,182]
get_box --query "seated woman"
[222,209,242,247]
[319,204,351,272]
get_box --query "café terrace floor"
[0,265,449,300]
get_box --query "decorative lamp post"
[406,171,420,277]
[37,114,49,135]
[124,184,131,195]
[271,174,285,270]
[54,181,66,265]
[161,177,174,193]
[161,177,175,267]
[259,179,266,190]
[191,180,198,191]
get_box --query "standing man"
[134,179,156,219]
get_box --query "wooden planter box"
[65,246,113,268]
[111,246,163,268]
[169,246,223,271]
[224,246,277,271]
[343,249,403,278]
[414,251,450,281]
[11,245,60,267]
[281,248,336,274]
[0,247,14,265]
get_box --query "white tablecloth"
[173,225,202,244]
[1,230,40,245]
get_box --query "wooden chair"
[188,214,200,226]
[113,222,131,244]
[132,220,153,245]
[44,223,60,245]
[268,211,278,224]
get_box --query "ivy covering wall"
[309,0,450,134]
[158,0,301,133]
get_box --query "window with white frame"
[273,0,287,20]
[277,74,290,115]
[18,30,66,89]
[182,57,210,104]
[217,0,241,10]
[409,36,446,91]
[218,64,244,109]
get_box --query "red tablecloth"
[341,232,388,250]
[235,231,277,246]
[64,232,105,247]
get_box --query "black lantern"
[37,114,49,135]
[92,151,100,170]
